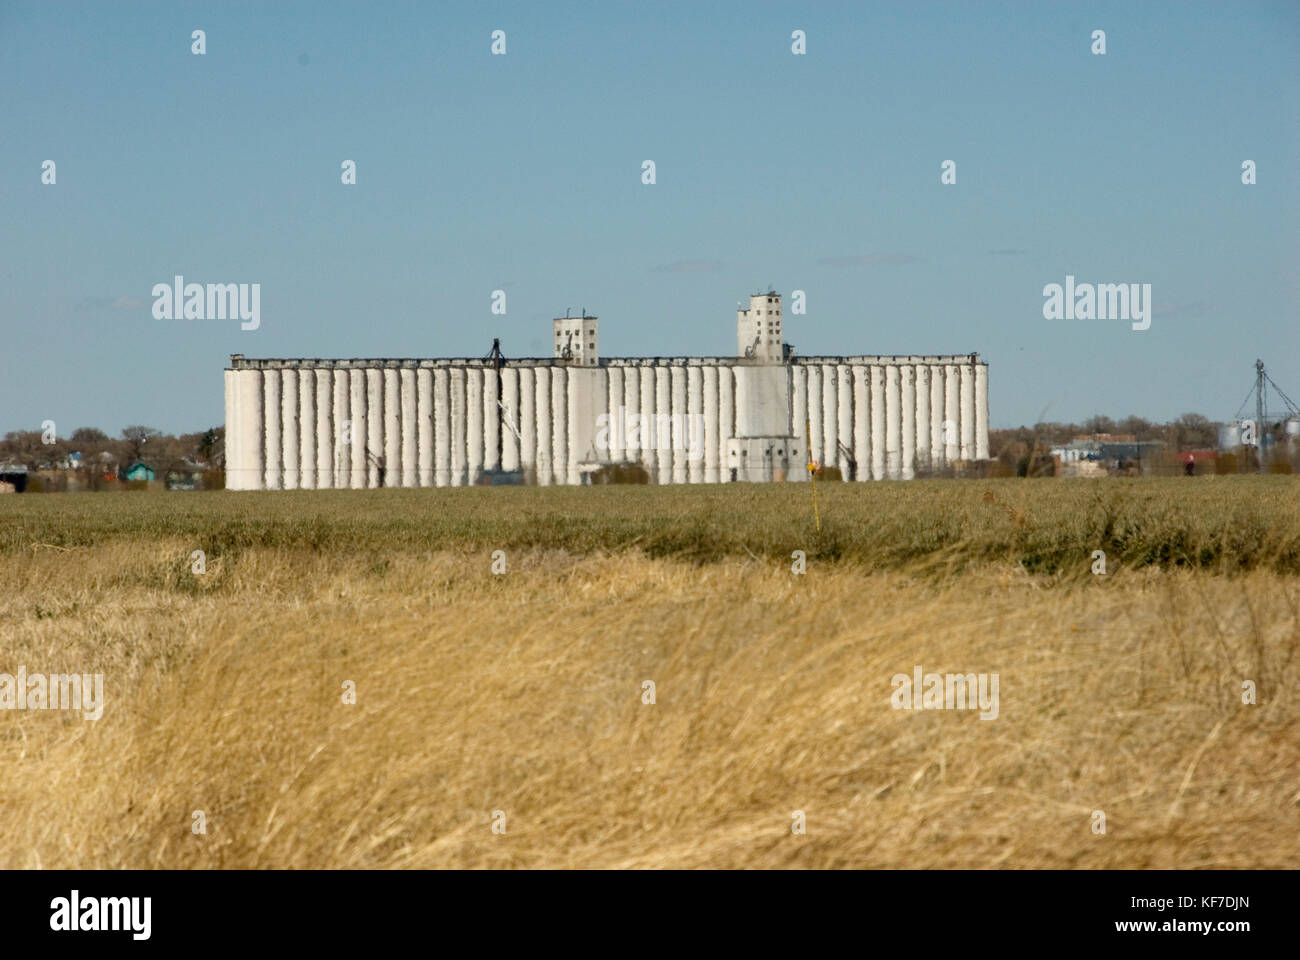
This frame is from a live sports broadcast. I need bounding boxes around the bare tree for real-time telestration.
[121,425,162,462]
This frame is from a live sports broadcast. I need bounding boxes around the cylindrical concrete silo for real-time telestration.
[807,364,822,467]
[717,365,733,480]
[330,369,348,488]
[263,368,282,489]
[914,364,931,473]
[466,367,484,485]
[382,367,400,486]
[852,365,869,481]
[434,367,451,487]
[534,366,551,486]
[671,365,688,484]
[400,368,418,486]
[821,364,838,474]
[514,366,533,476]
[483,365,500,473]
[944,365,960,463]
[449,367,467,486]
[975,362,989,460]
[298,369,315,489]
[900,364,915,480]
[416,367,433,486]
[501,367,520,472]
[929,364,945,467]
[885,365,901,480]
[960,363,975,461]
[703,365,719,483]
[281,367,299,490]
[237,368,264,490]
[566,367,583,485]
[623,365,641,466]
[621,361,637,463]
[837,364,853,479]
[363,368,382,487]
[607,367,624,463]
[869,365,886,481]
[313,368,330,489]
[550,366,567,486]
[686,366,703,482]
[791,364,807,461]
[637,367,655,478]
[347,369,365,488]
[224,370,239,489]
[654,366,671,484]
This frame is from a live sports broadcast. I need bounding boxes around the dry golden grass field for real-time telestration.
[1,478,1297,868]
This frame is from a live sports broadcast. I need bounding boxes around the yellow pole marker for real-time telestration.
[806,418,821,534]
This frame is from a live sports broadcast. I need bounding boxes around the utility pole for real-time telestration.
[1256,359,1266,473]
[490,338,505,470]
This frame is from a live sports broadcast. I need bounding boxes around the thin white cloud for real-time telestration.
[817,253,919,268]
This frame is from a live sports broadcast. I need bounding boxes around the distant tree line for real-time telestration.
[0,425,224,472]
[988,413,1219,461]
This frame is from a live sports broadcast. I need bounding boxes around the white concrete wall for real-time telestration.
[884,365,901,479]
[567,366,604,484]
[654,367,670,484]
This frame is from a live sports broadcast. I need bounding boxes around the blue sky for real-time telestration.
[2,0,1297,434]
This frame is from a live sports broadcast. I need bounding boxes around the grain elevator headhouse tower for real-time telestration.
[554,311,598,366]
[738,291,783,361]
[223,290,990,489]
